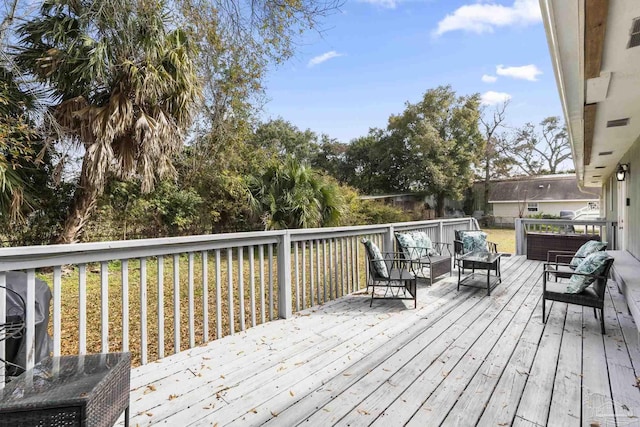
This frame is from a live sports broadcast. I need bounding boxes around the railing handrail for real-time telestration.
[0,216,479,377]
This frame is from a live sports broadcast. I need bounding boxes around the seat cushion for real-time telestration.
[410,231,434,256]
[545,281,601,307]
[570,240,607,267]
[364,240,389,278]
[459,231,488,253]
[396,233,419,260]
[566,252,612,294]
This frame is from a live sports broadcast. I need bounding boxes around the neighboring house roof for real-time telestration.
[488,175,600,203]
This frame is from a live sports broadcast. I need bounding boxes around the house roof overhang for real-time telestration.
[540,0,640,188]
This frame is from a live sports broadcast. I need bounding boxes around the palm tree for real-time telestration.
[248,158,342,230]
[15,0,201,243]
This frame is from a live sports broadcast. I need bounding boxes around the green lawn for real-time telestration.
[483,228,516,254]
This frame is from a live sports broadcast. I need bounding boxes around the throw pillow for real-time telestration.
[565,252,611,294]
[410,231,434,256]
[459,231,488,253]
[569,240,607,268]
[363,239,389,278]
[396,233,418,260]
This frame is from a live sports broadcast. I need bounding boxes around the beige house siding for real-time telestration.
[491,200,598,225]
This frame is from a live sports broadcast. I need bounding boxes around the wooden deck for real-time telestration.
[123,256,640,426]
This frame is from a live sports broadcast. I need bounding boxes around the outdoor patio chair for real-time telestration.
[362,239,417,308]
[542,252,614,334]
[394,231,452,286]
[546,240,607,280]
[454,229,498,272]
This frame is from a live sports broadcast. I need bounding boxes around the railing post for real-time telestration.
[438,220,444,243]
[515,219,526,256]
[278,231,292,319]
[385,225,395,253]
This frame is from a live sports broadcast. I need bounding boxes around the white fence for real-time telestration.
[0,217,477,384]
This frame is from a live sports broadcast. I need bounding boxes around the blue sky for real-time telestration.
[261,0,562,143]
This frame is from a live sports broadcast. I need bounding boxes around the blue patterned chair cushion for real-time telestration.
[396,233,418,260]
[566,252,611,294]
[363,239,389,278]
[459,231,488,253]
[410,231,434,256]
[569,240,607,268]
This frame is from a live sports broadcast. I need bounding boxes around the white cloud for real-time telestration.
[358,0,397,8]
[435,0,541,36]
[481,91,512,105]
[496,64,542,81]
[481,74,498,83]
[308,51,344,67]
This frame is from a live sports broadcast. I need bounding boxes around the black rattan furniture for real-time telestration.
[362,242,417,308]
[542,257,614,334]
[456,251,502,296]
[0,352,131,427]
[527,232,601,261]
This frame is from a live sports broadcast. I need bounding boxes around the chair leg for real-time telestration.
[542,299,546,323]
[600,308,605,335]
[593,307,597,319]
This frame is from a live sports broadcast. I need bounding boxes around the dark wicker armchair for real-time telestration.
[362,240,417,308]
[542,257,614,334]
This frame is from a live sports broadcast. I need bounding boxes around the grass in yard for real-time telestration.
[483,228,516,254]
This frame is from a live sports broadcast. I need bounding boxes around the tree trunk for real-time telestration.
[483,155,491,215]
[55,144,108,244]
[435,192,446,218]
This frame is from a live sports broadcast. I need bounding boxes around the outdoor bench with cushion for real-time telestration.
[542,251,614,334]
[362,239,417,308]
[394,231,452,286]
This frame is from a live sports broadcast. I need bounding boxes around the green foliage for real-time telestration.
[250,118,319,164]
[248,157,343,230]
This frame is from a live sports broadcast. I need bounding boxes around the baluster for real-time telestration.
[188,252,195,348]
[227,248,235,335]
[121,260,129,353]
[316,240,321,304]
[238,247,245,331]
[301,241,307,309]
[215,249,222,339]
[53,266,62,356]
[259,245,265,324]
[157,256,164,358]
[249,246,256,327]
[268,243,274,320]
[25,270,35,369]
[202,251,208,343]
[322,239,328,303]
[173,254,180,353]
[140,257,148,365]
[328,238,333,300]
[310,241,315,307]
[100,261,109,353]
[79,263,87,355]
[294,242,300,312]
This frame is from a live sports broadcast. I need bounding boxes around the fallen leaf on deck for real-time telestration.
[290,390,295,396]
[250,408,258,414]
[357,409,370,415]
[143,385,157,394]
[146,412,153,417]
[168,394,178,400]
[271,411,279,417]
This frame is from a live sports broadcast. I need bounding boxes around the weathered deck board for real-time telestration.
[122,255,640,426]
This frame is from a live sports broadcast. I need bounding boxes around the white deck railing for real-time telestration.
[0,217,477,384]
